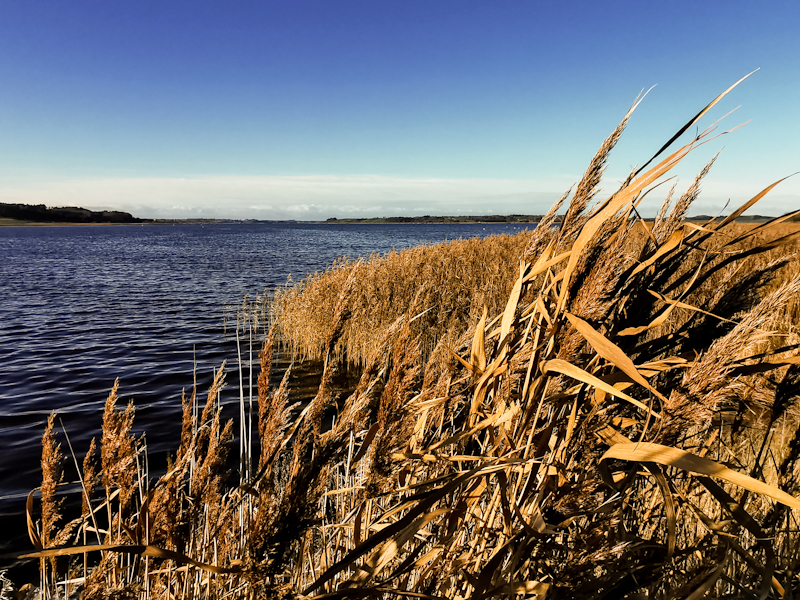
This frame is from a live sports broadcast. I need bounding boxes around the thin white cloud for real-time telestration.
[0,174,571,220]
[0,172,796,220]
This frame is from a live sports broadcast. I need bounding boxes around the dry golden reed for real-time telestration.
[39,414,63,550]
[271,229,539,366]
[20,74,800,599]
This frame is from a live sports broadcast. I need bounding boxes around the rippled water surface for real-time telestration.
[0,221,531,564]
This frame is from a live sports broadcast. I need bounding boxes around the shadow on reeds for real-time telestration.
[14,73,800,599]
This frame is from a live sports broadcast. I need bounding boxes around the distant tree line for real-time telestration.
[0,203,145,223]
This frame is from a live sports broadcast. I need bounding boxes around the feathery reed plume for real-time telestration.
[198,363,226,433]
[652,181,677,235]
[257,327,275,411]
[177,379,196,463]
[189,364,229,513]
[558,91,644,244]
[81,437,99,518]
[258,366,290,472]
[364,319,421,496]
[657,151,719,242]
[256,327,280,467]
[192,411,234,528]
[40,414,63,549]
[100,379,137,518]
[522,187,568,262]
[663,274,800,436]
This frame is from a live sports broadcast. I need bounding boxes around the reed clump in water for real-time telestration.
[19,75,800,599]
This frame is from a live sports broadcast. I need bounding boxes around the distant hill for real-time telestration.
[0,203,145,224]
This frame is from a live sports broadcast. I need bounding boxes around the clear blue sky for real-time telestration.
[0,1,798,219]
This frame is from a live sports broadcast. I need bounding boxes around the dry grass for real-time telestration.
[17,77,800,599]
[271,230,540,366]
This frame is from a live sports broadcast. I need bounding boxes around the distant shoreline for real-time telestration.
[0,218,140,227]
[0,203,145,226]
[0,214,784,227]
[318,214,783,225]
[320,214,547,225]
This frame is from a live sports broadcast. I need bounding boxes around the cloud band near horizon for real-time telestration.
[0,173,796,220]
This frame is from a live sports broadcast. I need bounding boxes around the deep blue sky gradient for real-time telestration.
[0,1,798,218]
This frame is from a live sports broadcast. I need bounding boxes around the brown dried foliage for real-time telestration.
[272,230,539,366]
[40,414,63,549]
[26,77,800,599]
[100,380,137,515]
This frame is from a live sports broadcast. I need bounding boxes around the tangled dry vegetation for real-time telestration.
[20,76,800,599]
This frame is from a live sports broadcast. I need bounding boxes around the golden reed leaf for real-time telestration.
[566,312,666,403]
[470,306,488,373]
[630,228,685,277]
[602,442,800,510]
[500,262,526,343]
[543,358,655,414]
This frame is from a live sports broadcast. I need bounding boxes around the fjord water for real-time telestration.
[0,220,530,563]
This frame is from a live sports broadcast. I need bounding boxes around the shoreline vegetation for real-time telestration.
[0,203,145,225]
[11,78,800,599]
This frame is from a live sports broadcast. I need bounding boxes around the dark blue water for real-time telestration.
[0,220,531,564]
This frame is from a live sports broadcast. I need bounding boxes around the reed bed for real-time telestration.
[271,230,540,366]
[16,76,800,599]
